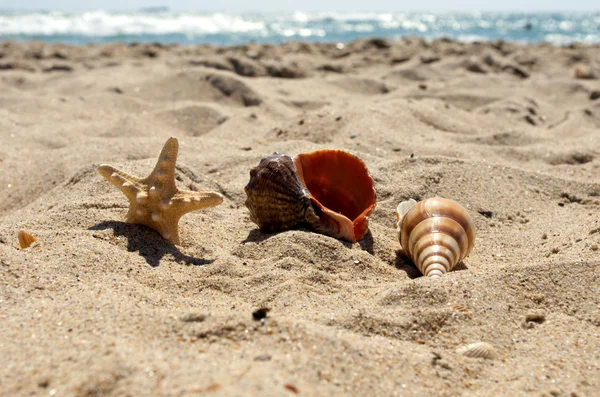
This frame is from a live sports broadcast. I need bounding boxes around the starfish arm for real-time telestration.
[97,164,143,201]
[156,217,182,245]
[170,190,224,215]
[147,137,178,194]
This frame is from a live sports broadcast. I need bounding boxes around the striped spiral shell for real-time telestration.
[396,197,475,278]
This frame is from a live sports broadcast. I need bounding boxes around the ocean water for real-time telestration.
[0,10,599,46]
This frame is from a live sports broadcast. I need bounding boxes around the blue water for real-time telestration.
[0,10,599,45]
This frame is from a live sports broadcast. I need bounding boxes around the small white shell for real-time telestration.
[18,230,36,249]
[456,342,497,359]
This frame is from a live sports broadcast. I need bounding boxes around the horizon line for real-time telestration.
[1,8,599,13]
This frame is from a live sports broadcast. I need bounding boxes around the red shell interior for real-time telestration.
[294,150,376,222]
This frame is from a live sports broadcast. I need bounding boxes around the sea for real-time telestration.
[0,10,599,46]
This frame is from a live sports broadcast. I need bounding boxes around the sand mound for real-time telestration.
[133,70,262,107]
[1,39,599,396]
[155,105,228,137]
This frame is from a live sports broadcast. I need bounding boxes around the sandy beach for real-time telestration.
[0,38,599,396]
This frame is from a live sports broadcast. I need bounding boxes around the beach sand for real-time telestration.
[0,38,599,396]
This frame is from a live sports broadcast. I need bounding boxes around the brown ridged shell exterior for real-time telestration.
[244,153,321,233]
[244,150,376,242]
[18,230,36,249]
[398,197,475,278]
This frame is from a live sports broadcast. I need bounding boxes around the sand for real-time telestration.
[0,38,599,396]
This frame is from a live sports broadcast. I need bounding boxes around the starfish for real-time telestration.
[97,137,223,245]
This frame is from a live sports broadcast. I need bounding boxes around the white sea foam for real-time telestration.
[0,11,597,45]
[0,11,266,36]
[545,33,600,45]
[456,34,491,43]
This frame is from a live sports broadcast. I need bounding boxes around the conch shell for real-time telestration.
[244,150,376,242]
[18,230,36,249]
[396,197,475,278]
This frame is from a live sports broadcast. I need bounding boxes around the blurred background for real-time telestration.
[0,0,598,45]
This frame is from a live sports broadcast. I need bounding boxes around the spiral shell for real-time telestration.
[18,230,36,249]
[244,150,376,242]
[456,342,497,359]
[396,197,475,278]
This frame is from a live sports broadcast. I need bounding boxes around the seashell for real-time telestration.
[451,304,472,314]
[244,150,376,242]
[396,197,475,278]
[18,230,36,249]
[456,342,497,359]
[574,65,597,80]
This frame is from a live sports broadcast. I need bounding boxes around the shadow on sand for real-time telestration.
[358,230,374,254]
[394,250,469,279]
[89,221,214,267]
[242,227,359,250]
